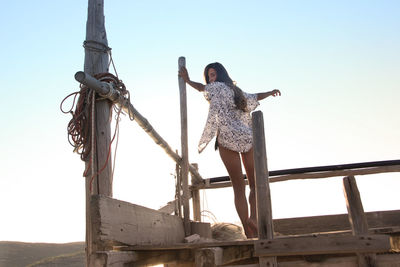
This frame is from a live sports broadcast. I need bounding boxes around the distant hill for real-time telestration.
[0,241,85,267]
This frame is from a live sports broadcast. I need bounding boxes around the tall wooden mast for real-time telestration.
[83,0,112,265]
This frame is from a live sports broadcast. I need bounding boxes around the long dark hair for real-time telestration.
[204,62,247,111]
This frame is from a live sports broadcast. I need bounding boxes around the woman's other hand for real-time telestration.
[270,89,281,97]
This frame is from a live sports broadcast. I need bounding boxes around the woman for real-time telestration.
[179,62,281,238]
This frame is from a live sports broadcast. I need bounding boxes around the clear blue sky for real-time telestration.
[0,0,399,243]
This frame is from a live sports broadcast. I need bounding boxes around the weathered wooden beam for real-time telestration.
[252,111,274,239]
[273,210,400,236]
[193,165,400,190]
[343,176,376,266]
[193,246,258,266]
[83,0,111,266]
[191,163,201,222]
[269,165,400,183]
[178,56,191,236]
[131,249,193,266]
[195,247,223,266]
[343,176,369,235]
[92,251,138,267]
[255,235,391,257]
[277,254,400,267]
[252,111,277,267]
[90,195,185,247]
[221,245,254,265]
[193,245,259,266]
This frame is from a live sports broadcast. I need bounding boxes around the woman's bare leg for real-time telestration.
[241,147,258,237]
[218,145,254,238]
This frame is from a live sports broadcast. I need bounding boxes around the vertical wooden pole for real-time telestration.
[84,0,112,266]
[191,163,201,222]
[178,56,191,236]
[251,111,277,267]
[343,175,376,267]
[176,162,182,218]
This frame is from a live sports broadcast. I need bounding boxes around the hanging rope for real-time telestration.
[60,41,136,192]
[60,73,126,159]
[61,71,131,192]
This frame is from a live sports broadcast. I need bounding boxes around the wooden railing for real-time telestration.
[191,159,400,190]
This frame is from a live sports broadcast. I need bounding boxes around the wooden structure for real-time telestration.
[74,1,400,266]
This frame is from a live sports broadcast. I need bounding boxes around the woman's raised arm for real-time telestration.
[257,89,281,100]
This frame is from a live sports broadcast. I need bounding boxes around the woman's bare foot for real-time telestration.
[244,218,258,238]
[246,218,258,238]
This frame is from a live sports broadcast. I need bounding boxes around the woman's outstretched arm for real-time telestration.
[257,89,281,100]
[179,67,205,92]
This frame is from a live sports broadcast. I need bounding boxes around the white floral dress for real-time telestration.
[198,82,259,153]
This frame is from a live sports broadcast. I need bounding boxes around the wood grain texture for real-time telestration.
[178,56,191,236]
[191,163,201,222]
[343,176,377,266]
[252,111,277,266]
[91,195,185,247]
[255,235,391,257]
[194,165,400,190]
[252,111,274,239]
[273,210,400,235]
[83,0,111,266]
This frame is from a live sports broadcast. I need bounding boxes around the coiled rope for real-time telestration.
[60,71,132,191]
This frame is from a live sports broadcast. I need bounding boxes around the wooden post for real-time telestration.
[195,247,223,267]
[83,0,112,266]
[178,56,191,236]
[176,161,182,218]
[251,111,277,267]
[191,163,201,222]
[343,175,377,267]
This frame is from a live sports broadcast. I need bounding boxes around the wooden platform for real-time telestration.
[110,217,400,267]
[109,233,400,267]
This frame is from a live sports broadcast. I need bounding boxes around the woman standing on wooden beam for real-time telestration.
[179,62,281,238]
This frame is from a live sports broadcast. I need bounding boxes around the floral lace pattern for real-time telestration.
[198,82,259,153]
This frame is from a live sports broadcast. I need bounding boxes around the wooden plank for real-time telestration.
[178,56,191,236]
[252,111,274,239]
[222,245,254,265]
[191,163,201,222]
[274,210,400,236]
[252,111,277,267]
[132,249,193,266]
[343,176,369,235]
[93,251,138,267]
[177,162,182,217]
[185,245,255,266]
[119,240,255,251]
[195,247,223,266]
[255,235,391,257]
[191,222,212,239]
[277,254,400,267]
[91,195,185,247]
[343,176,377,266]
[270,165,400,183]
[204,160,400,184]
[194,165,400,190]
[193,246,254,266]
